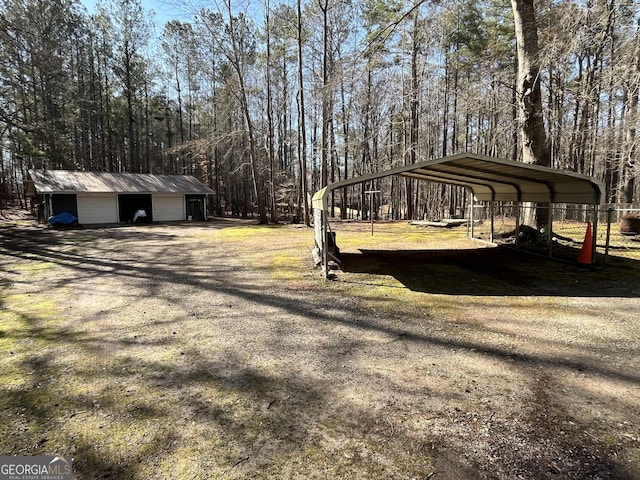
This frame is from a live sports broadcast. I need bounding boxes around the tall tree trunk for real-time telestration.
[340,74,350,220]
[224,5,268,224]
[124,41,137,172]
[511,0,550,167]
[442,54,449,158]
[266,2,277,223]
[405,11,420,220]
[621,19,640,204]
[511,0,551,227]
[297,0,310,226]
[319,0,330,188]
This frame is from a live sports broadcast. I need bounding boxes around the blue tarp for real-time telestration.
[48,212,78,226]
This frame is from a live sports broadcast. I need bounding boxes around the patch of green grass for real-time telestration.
[263,251,307,280]
[601,435,621,446]
[0,221,33,228]
[2,294,60,322]
[0,252,69,275]
[216,224,290,242]
[0,294,67,399]
[16,261,58,273]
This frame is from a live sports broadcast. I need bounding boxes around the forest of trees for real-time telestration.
[1,0,639,223]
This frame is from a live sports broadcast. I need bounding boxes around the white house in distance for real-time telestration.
[27,170,214,224]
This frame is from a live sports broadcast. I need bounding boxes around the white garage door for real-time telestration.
[153,195,185,221]
[77,195,118,224]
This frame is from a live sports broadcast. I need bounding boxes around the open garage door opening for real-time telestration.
[186,195,207,221]
[119,194,153,223]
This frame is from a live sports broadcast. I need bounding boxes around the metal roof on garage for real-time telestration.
[312,152,604,207]
[27,170,215,195]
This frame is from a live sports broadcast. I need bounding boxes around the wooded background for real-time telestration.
[1,0,638,223]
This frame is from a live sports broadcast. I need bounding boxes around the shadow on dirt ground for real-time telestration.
[1,218,639,479]
[339,246,640,297]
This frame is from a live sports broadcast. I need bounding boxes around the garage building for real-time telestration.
[27,170,214,224]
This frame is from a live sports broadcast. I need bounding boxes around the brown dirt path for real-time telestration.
[1,217,638,479]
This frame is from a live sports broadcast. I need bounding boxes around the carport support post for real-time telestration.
[46,194,52,220]
[490,200,494,243]
[469,192,475,239]
[591,203,599,264]
[604,208,612,265]
[515,201,521,250]
[548,204,554,258]
[323,201,330,278]
[365,190,381,236]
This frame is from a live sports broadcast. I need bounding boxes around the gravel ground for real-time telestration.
[0,215,639,479]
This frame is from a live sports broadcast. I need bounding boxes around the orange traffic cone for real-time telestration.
[577,222,593,264]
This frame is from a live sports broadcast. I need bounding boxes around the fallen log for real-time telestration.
[495,225,577,246]
[409,219,479,228]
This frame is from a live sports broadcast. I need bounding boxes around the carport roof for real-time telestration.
[312,153,604,206]
[27,170,215,195]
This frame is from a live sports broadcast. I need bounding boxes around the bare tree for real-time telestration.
[220,4,268,223]
[297,0,310,225]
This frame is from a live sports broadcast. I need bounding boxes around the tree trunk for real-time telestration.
[297,0,310,226]
[511,0,550,167]
[405,11,420,220]
[224,5,267,223]
[621,20,640,204]
[266,3,277,223]
[511,0,551,227]
[319,0,330,188]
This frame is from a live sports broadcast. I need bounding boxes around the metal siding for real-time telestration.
[77,195,118,224]
[153,195,185,221]
[315,153,603,206]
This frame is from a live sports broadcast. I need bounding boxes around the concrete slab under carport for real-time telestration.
[312,152,605,277]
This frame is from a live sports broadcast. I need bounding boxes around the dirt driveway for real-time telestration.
[1,217,639,479]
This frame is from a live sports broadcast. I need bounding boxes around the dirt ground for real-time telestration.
[1,211,639,479]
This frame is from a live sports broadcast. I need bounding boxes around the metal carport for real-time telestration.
[312,153,605,277]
